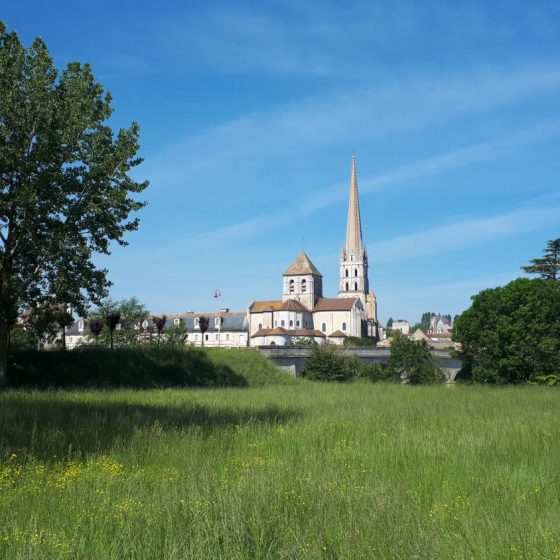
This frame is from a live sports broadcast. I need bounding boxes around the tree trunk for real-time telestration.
[110,329,114,350]
[0,318,8,388]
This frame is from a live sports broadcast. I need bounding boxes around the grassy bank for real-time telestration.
[7,347,297,388]
[1,383,559,559]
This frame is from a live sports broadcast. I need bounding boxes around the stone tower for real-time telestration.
[283,252,323,310]
[338,153,378,337]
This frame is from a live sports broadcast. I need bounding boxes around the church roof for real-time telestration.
[283,252,322,276]
[281,299,309,312]
[313,297,358,311]
[328,330,347,338]
[251,327,325,338]
[249,300,283,313]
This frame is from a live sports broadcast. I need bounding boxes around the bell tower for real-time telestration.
[338,153,378,337]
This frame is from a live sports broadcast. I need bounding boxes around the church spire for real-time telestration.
[345,151,364,258]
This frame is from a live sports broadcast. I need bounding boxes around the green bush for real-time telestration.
[529,374,560,386]
[357,361,392,382]
[343,336,376,347]
[304,345,360,382]
[388,333,445,384]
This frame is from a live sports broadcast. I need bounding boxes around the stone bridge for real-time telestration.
[256,346,463,382]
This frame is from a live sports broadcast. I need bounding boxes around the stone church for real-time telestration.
[249,154,379,346]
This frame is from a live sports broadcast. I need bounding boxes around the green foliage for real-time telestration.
[454,278,560,383]
[386,317,393,328]
[0,22,148,385]
[388,332,445,384]
[8,325,37,350]
[357,361,392,382]
[162,322,188,347]
[304,344,361,382]
[343,336,376,347]
[522,237,560,281]
[87,297,149,348]
[530,374,560,386]
[8,347,296,389]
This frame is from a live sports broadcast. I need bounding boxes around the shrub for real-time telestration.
[343,336,376,347]
[357,362,392,382]
[304,345,360,382]
[388,333,445,384]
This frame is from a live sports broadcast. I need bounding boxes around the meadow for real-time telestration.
[1,381,559,559]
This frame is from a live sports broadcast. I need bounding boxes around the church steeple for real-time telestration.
[339,152,369,298]
[345,151,364,260]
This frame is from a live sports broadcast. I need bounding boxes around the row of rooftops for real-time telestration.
[251,327,347,338]
[249,297,359,314]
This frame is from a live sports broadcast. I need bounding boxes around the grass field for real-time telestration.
[1,382,559,559]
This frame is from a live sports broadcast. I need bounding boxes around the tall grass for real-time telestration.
[1,383,559,559]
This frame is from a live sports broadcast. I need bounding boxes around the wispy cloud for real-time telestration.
[197,120,560,242]
[369,198,560,263]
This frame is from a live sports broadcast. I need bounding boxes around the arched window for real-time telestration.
[342,322,347,331]
[258,323,262,330]
[321,323,326,332]
[280,320,285,327]
[296,320,300,327]
[345,269,349,278]
[302,279,306,293]
[289,279,294,293]
[345,282,349,291]
[354,282,358,290]
[354,269,358,277]
[289,320,294,327]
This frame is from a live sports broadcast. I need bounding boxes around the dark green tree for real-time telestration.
[453,278,560,383]
[388,332,444,384]
[88,318,104,344]
[522,238,560,281]
[386,317,393,328]
[0,23,147,386]
[105,312,121,350]
[152,315,166,346]
[198,316,209,347]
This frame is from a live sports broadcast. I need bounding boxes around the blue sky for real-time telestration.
[5,1,560,324]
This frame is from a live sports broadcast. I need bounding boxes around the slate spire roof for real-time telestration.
[283,252,322,276]
[344,152,365,258]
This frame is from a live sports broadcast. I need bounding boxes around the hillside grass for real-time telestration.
[1,383,559,559]
[7,347,298,388]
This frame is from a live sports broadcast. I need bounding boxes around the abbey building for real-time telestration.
[248,154,379,346]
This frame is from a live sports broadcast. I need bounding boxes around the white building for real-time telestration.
[249,154,379,346]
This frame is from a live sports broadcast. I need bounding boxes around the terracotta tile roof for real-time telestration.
[251,328,325,338]
[313,297,357,311]
[427,332,453,339]
[280,299,309,312]
[249,300,283,313]
[283,252,322,276]
[328,330,347,338]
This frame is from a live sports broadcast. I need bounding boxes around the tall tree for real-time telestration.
[522,238,560,281]
[453,279,560,383]
[0,23,148,385]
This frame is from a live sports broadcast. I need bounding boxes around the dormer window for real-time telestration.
[78,320,84,332]
[194,318,200,329]
[174,317,181,326]
[214,317,221,328]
